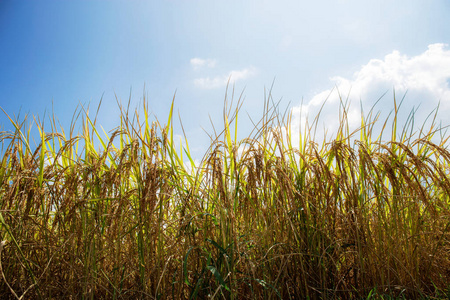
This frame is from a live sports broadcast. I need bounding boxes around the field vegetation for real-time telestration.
[0,90,449,299]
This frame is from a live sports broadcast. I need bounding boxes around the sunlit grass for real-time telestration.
[0,90,449,299]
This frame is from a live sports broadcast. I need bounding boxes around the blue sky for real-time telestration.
[1,1,450,156]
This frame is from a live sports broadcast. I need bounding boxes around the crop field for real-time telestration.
[0,93,449,299]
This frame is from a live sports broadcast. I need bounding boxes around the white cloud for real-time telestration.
[290,43,450,145]
[194,67,257,89]
[190,58,217,69]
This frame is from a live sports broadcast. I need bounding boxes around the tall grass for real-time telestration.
[0,91,449,299]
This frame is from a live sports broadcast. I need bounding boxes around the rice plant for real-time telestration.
[0,90,449,299]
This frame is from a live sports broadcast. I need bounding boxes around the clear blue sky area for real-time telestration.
[1,1,449,156]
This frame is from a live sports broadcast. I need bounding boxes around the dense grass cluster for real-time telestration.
[0,93,449,299]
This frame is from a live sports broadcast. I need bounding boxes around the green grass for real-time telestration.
[0,91,449,299]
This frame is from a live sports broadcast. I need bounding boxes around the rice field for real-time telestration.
[0,92,449,299]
